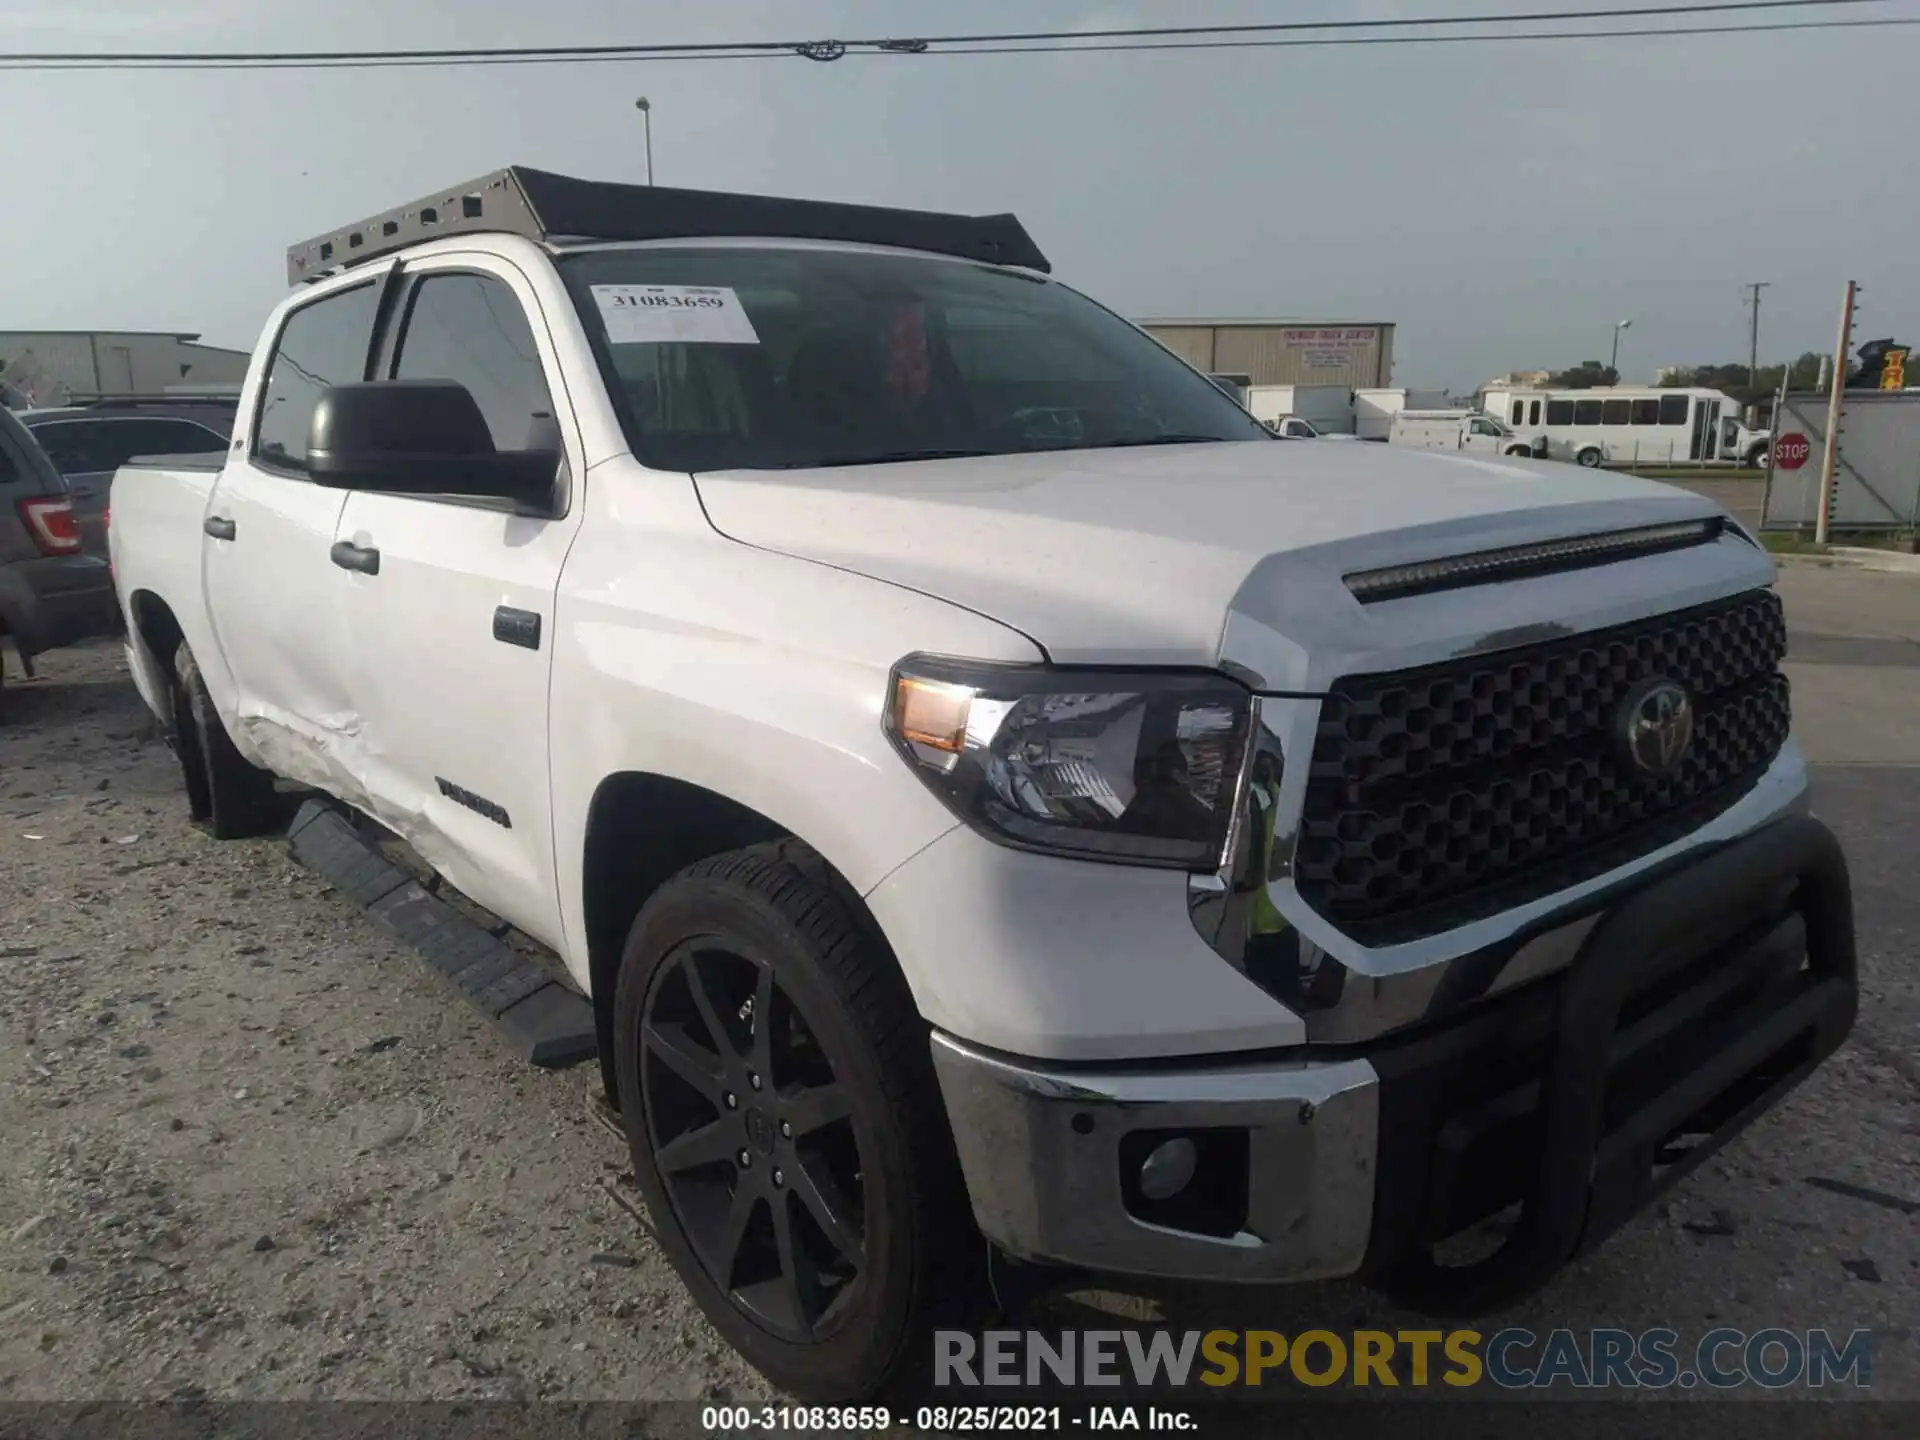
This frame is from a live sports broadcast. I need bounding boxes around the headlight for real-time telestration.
[883,656,1252,869]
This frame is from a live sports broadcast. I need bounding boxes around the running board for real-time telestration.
[286,799,598,1069]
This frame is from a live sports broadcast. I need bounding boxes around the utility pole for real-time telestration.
[1745,282,1771,390]
[1815,279,1856,547]
[635,97,654,184]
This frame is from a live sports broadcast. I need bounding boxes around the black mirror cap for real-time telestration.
[308,380,494,472]
[306,381,558,512]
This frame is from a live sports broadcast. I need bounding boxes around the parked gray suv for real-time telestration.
[0,407,119,711]
[19,400,234,558]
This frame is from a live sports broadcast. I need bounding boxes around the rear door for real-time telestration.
[329,258,583,944]
[202,277,381,796]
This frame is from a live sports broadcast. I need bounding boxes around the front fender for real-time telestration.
[547,464,1043,996]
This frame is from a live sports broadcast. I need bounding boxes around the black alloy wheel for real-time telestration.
[639,938,869,1343]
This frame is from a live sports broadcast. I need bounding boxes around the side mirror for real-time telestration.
[306,381,557,512]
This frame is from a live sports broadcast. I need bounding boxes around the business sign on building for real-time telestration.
[1280,327,1379,370]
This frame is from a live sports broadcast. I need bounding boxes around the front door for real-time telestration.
[330,260,584,945]
[202,278,381,798]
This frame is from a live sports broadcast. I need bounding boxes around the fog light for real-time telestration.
[1138,1137,1199,1201]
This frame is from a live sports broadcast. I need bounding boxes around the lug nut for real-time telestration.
[779,1120,792,1139]
[749,1073,762,1091]
[772,1169,784,1188]
[737,1150,752,1169]
[724,1092,737,1109]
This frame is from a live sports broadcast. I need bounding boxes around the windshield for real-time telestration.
[559,246,1269,471]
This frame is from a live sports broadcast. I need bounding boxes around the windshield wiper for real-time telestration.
[1083,434,1234,450]
[771,448,994,469]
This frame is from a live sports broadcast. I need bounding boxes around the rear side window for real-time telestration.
[0,412,58,493]
[36,418,226,474]
[388,272,559,457]
[1601,399,1631,426]
[1529,400,1541,425]
[1546,399,1574,425]
[254,282,379,470]
[1510,401,1523,425]
[1659,393,1691,426]
[129,418,227,455]
[30,421,117,474]
[1573,399,1603,426]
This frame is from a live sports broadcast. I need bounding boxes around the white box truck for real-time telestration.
[1247,384,1355,433]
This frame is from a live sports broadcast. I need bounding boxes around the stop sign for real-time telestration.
[1774,433,1811,470]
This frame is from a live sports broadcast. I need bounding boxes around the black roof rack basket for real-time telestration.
[287,166,1050,286]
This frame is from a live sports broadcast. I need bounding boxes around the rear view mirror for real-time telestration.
[306,381,557,512]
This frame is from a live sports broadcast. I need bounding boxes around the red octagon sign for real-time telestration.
[1774,433,1812,470]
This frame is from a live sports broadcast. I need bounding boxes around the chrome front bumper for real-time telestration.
[929,1031,1379,1284]
[931,815,1854,1306]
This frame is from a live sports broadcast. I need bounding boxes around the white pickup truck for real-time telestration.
[109,167,1856,1401]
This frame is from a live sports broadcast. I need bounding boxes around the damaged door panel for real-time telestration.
[328,259,584,948]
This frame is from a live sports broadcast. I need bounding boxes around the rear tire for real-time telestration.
[613,840,982,1401]
[1575,447,1604,469]
[172,641,279,839]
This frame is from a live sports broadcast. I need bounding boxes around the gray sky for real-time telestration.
[3,0,1917,390]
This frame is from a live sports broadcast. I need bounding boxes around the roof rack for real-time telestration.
[287,165,1050,286]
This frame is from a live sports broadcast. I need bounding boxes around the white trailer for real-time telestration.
[1247,384,1354,433]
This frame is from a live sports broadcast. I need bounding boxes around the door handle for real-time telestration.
[203,514,236,541]
[492,606,542,651]
[330,540,381,575]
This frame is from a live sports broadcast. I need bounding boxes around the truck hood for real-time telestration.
[693,441,1773,691]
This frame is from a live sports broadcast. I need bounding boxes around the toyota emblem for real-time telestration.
[1618,678,1694,778]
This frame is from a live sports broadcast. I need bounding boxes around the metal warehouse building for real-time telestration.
[1138,319,1396,388]
[0,330,250,408]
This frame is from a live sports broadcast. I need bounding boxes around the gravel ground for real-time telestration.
[1,637,1914,1408]
[0,640,771,1404]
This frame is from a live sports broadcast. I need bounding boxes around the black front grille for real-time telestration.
[1295,589,1790,944]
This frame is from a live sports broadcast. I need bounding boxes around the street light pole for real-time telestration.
[635,97,654,185]
[1610,318,1633,380]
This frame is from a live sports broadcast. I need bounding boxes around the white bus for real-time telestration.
[1481,386,1769,469]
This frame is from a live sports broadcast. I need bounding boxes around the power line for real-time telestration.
[9,14,1915,70]
[0,0,1896,69]
[869,15,1920,61]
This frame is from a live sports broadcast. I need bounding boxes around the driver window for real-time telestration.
[390,273,562,459]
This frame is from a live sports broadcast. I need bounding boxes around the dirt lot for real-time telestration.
[1,607,1916,1406]
[0,641,769,1403]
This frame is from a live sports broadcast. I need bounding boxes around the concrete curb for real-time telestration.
[1774,547,1920,576]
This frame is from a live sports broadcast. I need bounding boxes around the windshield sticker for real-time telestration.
[590,284,761,345]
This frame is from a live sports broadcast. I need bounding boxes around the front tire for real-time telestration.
[613,841,978,1401]
[1575,446,1604,468]
[172,641,279,838]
